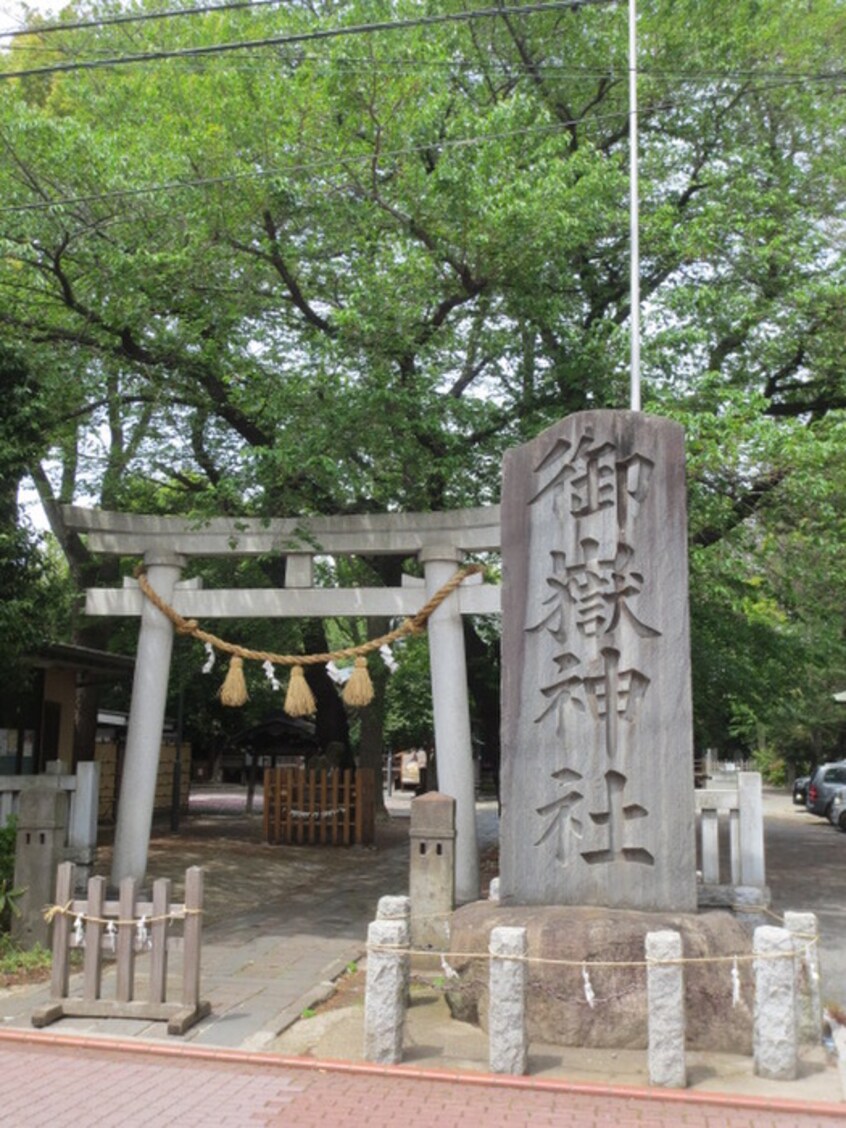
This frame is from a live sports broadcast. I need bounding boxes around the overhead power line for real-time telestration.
[0,0,289,40]
[0,0,617,81]
[0,116,597,214]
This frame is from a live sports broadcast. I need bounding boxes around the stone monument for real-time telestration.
[500,410,696,912]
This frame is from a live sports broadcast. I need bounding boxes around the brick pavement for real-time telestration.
[2,1031,844,1128]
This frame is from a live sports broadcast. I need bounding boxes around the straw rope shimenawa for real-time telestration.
[134,562,486,716]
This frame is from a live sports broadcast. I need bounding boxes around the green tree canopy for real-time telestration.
[1,0,844,765]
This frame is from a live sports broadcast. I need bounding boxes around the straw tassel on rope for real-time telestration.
[219,656,249,706]
[285,665,317,717]
[135,561,484,716]
[342,656,374,708]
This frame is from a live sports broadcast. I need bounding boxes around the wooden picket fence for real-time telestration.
[32,861,210,1035]
[263,767,375,846]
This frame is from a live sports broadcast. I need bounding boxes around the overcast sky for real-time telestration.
[1,0,59,37]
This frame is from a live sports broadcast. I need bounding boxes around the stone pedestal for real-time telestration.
[446,903,754,1053]
[500,411,696,912]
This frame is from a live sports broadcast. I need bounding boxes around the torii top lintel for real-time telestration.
[62,504,502,558]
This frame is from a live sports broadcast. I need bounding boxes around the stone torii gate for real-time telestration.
[65,505,501,903]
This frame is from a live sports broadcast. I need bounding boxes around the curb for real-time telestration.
[0,1025,843,1118]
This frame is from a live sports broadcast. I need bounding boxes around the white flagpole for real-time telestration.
[628,0,641,411]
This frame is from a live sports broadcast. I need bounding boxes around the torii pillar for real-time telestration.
[112,552,185,884]
[421,546,480,903]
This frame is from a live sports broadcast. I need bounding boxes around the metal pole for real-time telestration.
[629,0,641,412]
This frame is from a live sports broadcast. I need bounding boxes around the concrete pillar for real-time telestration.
[784,911,822,1044]
[364,917,409,1065]
[738,771,765,887]
[112,553,185,885]
[68,761,99,856]
[409,792,454,950]
[489,925,528,1075]
[420,546,479,904]
[646,930,686,1088]
[12,787,68,949]
[753,925,798,1080]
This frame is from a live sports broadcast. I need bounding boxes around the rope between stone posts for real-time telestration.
[367,942,816,968]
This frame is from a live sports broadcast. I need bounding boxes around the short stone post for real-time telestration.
[12,787,69,948]
[646,930,686,1088]
[489,926,528,1075]
[753,925,798,1079]
[364,917,409,1065]
[409,792,455,950]
[784,911,822,1044]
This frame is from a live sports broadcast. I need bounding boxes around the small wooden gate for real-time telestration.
[263,767,375,846]
[32,861,210,1035]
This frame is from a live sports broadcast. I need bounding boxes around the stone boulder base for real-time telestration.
[446,903,753,1053]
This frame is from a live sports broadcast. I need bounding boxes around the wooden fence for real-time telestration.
[32,861,210,1035]
[263,767,375,846]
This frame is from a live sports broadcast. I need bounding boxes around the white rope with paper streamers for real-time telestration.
[73,914,85,948]
[326,661,348,686]
[202,642,216,674]
[135,915,150,950]
[731,957,741,1007]
[582,963,596,1009]
[440,954,460,981]
[805,943,819,988]
[262,659,282,692]
[105,921,116,952]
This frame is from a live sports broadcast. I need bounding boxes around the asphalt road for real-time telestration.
[764,790,846,1010]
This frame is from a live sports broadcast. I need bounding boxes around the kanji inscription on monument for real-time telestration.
[500,411,697,911]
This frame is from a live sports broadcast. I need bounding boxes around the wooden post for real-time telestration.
[115,877,137,1003]
[263,767,271,842]
[342,770,352,845]
[149,877,171,1004]
[283,769,293,843]
[320,770,329,845]
[182,867,203,1010]
[355,770,365,845]
[83,876,106,1001]
[331,771,340,845]
[50,862,74,1000]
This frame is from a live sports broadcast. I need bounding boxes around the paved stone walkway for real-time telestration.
[2,1032,844,1128]
[1,786,844,1123]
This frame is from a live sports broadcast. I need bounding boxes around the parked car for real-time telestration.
[806,761,846,817]
[793,775,810,805]
[826,787,846,831]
